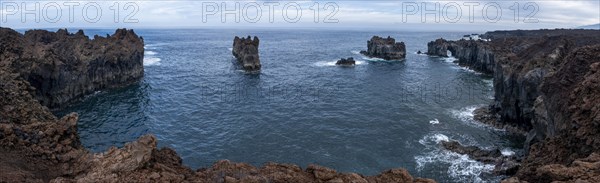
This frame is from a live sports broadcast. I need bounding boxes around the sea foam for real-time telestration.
[415,133,496,183]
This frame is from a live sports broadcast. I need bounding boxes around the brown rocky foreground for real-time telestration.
[427,29,600,182]
[0,27,434,182]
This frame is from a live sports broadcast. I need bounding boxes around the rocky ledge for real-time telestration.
[427,29,600,182]
[0,28,434,182]
[360,36,406,60]
[0,27,144,109]
[336,57,356,66]
[232,36,261,70]
[441,141,520,176]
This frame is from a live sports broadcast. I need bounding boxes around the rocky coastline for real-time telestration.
[360,36,406,60]
[0,28,144,109]
[427,29,600,182]
[0,28,434,182]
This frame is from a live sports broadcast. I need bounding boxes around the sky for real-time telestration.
[1,0,599,31]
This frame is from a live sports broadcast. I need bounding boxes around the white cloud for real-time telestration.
[1,0,598,31]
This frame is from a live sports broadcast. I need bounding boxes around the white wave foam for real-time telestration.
[429,118,440,125]
[145,51,157,56]
[418,133,449,146]
[228,47,233,51]
[501,149,515,156]
[350,50,404,62]
[450,106,478,122]
[416,133,495,183]
[144,57,161,66]
[444,56,458,63]
[450,105,506,131]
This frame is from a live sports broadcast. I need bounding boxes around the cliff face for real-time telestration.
[0,28,434,182]
[360,36,406,60]
[232,36,261,70]
[427,29,600,182]
[0,27,144,109]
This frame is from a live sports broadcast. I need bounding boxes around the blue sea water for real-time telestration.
[56,29,523,182]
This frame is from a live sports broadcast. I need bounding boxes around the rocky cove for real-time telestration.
[427,29,600,182]
[1,27,599,183]
[0,28,435,182]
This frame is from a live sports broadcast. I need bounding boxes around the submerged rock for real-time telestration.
[336,57,356,66]
[232,36,261,70]
[441,141,520,176]
[441,141,502,163]
[360,36,406,60]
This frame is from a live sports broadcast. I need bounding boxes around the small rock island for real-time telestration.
[232,36,261,70]
[360,36,406,60]
[336,57,356,66]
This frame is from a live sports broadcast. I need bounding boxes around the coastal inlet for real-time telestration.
[57,29,521,182]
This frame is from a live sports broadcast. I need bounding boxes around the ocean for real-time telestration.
[55,29,523,182]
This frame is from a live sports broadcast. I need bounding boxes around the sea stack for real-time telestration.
[360,36,406,60]
[336,57,356,66]
[232,36,261,70]
[0,27,144,109]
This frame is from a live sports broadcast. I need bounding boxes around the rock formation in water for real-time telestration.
[360,36,406,60]
[0,27,144,109]
[441,141,520,176]
[0,27,434,182]
[336,57,356,66]
[232,36,261,70]
[427,29,600,182]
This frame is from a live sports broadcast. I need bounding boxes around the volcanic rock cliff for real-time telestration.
[232,36,261,71]
[360,36,406,60]
[0,28,144,109]
[0,28,434,182]
[427,29,600,182]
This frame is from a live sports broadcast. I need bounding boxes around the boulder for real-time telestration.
[360,36,406,60]
[336,57,356,66]
[232,36,261,70]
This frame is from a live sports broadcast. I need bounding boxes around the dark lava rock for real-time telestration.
[441,141,502,163]
[232,36,261,70]
[336,57,356,66]
[441,141,520,176]
[0,27,144,109]
[360,36,406,60]
[428,29,600,182]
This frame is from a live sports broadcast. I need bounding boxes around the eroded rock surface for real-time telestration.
[427,29,600,182]
[0,27,144,109]
[336,57,356,66]
[232,36,261,70]
[360,36,406,60]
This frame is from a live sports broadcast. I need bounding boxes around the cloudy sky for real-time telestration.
[1,0,598,31]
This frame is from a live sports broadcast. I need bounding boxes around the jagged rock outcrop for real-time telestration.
[427,29,600,182]
[336,57,356,66]
[1,28,433,182]
[360,36,406,60]
[232,36,261,70]
[441,141,520,176]
[0,27,144,109]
